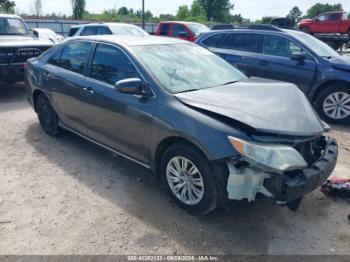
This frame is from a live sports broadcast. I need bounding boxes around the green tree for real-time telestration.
[306,3,342,18]
[288,6,302,21]
[188,0,207,21]
[256,16,274,24]
[159,14,175,21]
[117,7,129,16]
[200,0,234,22]
[229,13,243,24]
[71,0,86,19]
[176,5,189,20]
[0,0,15,14]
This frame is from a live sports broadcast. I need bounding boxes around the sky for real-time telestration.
[13,0,350,20]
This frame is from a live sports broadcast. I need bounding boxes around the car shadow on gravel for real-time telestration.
[24,121,335,255]
[0,82,29,112]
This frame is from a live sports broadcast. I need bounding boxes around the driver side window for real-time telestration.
[90,43,140,85]
[172,24,187,37]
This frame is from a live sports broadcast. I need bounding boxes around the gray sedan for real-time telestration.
[26,35,338,214]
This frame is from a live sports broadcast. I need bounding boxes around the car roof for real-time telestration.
[199,27,301,37]
[160,21,204,25]
[71,23,137,28]
[72,35,189,47]
[0,14,23,19]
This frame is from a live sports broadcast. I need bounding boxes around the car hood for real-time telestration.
[0,35,53,47]
[175,78,326,136]
[329,55,350,72]
[298,19,313,24]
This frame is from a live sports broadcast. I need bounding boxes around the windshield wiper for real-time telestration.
[176,89,199,94]
[222,81,238,86]
[321,56,333,59]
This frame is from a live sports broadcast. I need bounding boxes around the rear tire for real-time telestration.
[315,85,350,125]
[160,143,228,215]
[35,93,62,136]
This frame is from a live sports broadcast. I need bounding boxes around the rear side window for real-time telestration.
[68,27,79,37]
[202,33,228,48]
[172,24,187,37]
[159,23,170,36]
[262,35,303,58]
[96,26,112,35]
[222,33,260,53]
[90,43,140,85]
[329,13,340,21]
[81,26,97,36]
[58,41,92,74]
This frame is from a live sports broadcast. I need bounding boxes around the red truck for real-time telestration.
[155,21,210,42]
[298,11,350,37]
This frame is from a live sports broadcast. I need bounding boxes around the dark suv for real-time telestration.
[26,35,337,214]
[196,27,350,125]
[0,14,53,84]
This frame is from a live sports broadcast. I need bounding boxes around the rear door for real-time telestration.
[202,32,263,76]
[255,34,316,93]
[43,41,93,134]
[82,43,154,164]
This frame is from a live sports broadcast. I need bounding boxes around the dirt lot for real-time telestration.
[0,83,349,255]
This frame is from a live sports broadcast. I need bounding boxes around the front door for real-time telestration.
[82,43,154,164]
[254,35,316,94]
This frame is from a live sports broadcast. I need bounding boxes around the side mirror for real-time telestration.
[115,78,143,95]
[291,52,306,61]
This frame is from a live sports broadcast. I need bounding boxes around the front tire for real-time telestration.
[36,93,62,136]
[315,85,350,125]
[160,143,227,215]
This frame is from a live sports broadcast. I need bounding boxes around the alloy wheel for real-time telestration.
[166,156,204,205]
[323,92,350,120]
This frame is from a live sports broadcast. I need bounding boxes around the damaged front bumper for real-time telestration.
[226,136,338,211]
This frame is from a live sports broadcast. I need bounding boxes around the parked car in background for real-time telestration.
[26,35,337,214]
[298,11,350,37]
[271,17,296,29]
[196,27,350,124]
[212,24,235,30]
[31,28,64,44]
[155,21,210,42]
[68,23,148,37]
[0,14,53,84]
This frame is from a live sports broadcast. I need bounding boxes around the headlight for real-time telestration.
[228,136,307,173]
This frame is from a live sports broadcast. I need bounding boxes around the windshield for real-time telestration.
[109,25,148,37]
[133,44,245,94]
[292,32,339,58]
[0,17,29,35]
[187,23,210,36]
[343,12,350,20]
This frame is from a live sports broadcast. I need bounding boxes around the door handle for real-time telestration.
[83,87,95,95]
[43,71,51,79]
[259,60,269,66]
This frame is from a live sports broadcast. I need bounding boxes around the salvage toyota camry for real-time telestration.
[26,35,338,214]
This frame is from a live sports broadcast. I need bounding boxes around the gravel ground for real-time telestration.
[0,83,349,255]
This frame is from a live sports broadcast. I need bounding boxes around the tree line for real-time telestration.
[0,0,346,25]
